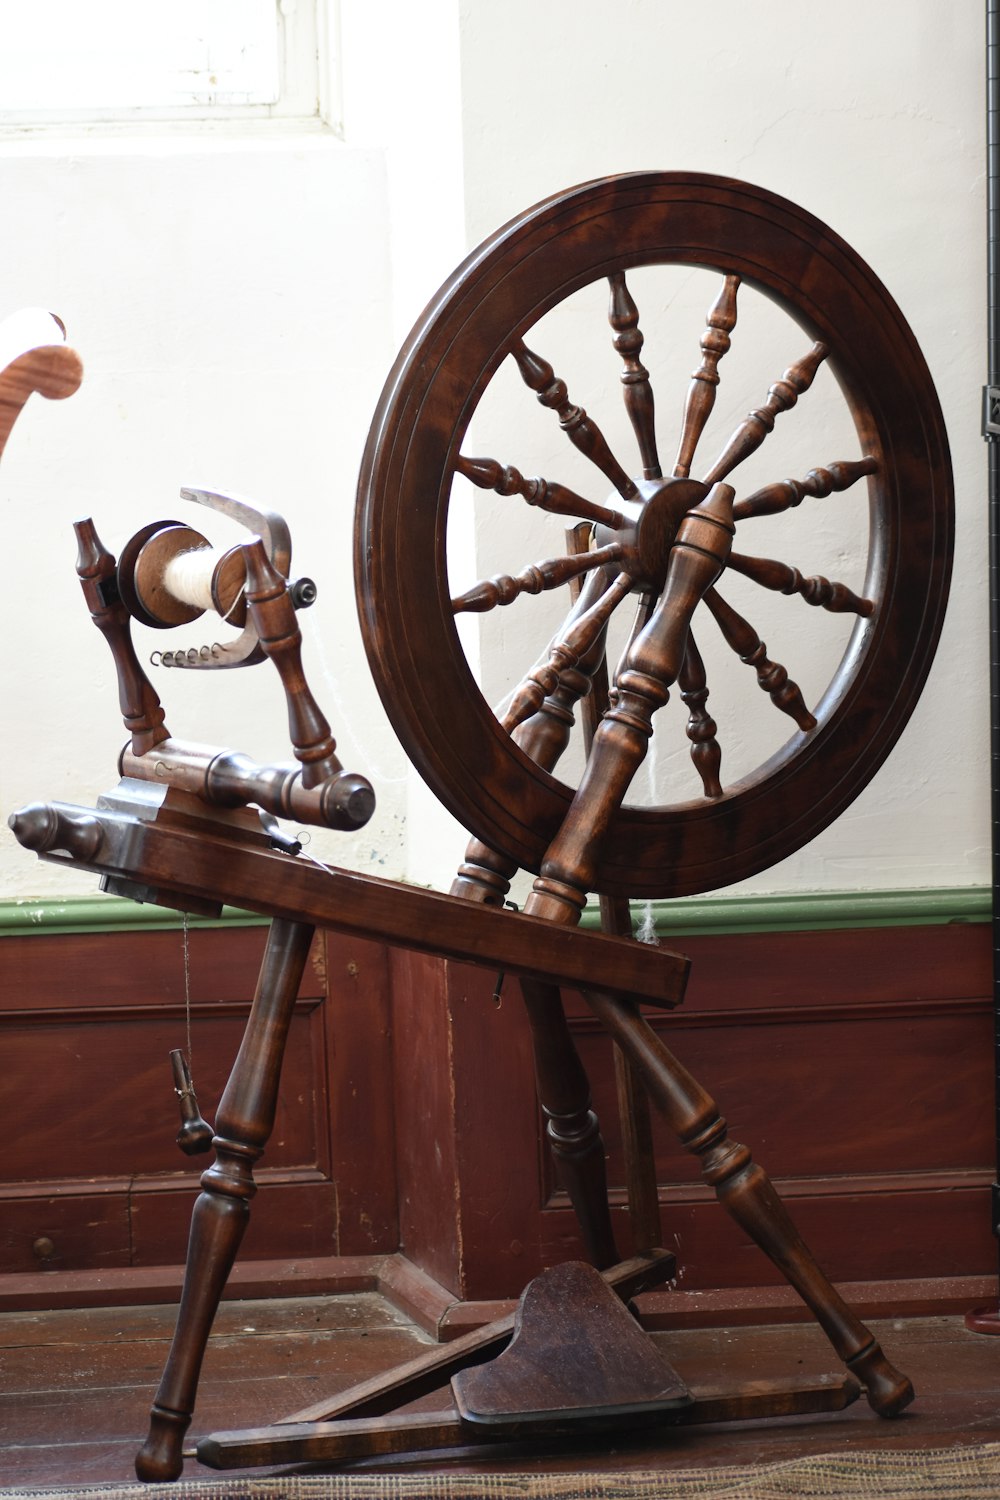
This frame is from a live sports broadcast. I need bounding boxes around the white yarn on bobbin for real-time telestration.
[162,547,219,611]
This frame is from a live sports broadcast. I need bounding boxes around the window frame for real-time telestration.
[0,0,338,135]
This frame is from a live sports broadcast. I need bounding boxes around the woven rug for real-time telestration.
[3,1445,1000,1500]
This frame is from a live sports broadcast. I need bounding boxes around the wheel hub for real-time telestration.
[595,475,710,593]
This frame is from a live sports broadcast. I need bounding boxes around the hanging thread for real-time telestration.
[182,911,193,1067]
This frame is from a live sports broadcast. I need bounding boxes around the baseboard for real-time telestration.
[2,1251,994,1336]
[436,1273,1000,1336]
[0,1253,385,1313]
[635,1274,1000,1329]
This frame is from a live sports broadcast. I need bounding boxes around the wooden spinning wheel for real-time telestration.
[6,176,956,1480]
[357,172,953,899]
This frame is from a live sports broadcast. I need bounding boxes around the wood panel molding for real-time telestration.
[1,905,993,1322]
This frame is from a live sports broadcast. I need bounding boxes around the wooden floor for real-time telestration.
[4,1294,1000,1489]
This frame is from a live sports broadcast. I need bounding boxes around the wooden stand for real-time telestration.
[11,783,913,1480]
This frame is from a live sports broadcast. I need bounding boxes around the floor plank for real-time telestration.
[3,1294,1000,1489]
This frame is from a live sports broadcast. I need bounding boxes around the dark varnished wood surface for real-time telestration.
[0,925,399,1282]
[17,799,690,1007]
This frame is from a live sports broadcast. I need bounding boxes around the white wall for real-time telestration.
[0,131,410,897]
[450,0,988,901]
[0,0,987,905]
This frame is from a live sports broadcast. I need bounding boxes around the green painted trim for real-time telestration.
[580,886,993,937]
[0,895,265,936]
[0,884,991,939]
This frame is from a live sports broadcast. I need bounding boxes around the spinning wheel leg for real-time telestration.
[583,989,913,1418]
[135,918,316,1482]
[519,977,619,1268]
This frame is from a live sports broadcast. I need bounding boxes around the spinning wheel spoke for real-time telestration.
[727,552,874,617]
[703,342,828,487]
[452,542,623,614]
[678,634,722,799]
[511,339,639,500]
[455,454,626,530]
[733,457,877,521]
[502,571,634,733]
[703,587,816,731]
[608,272,661,480]
[673,274,740,479]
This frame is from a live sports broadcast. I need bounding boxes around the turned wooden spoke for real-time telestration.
[704,587,816,731]
[673,274,740,479]
[455,454,626,529]
[511,339,639,501]
[678,633,722,798]
[608,272,661,480]
[733,457,878,521]
[451,552,615,906]
[703,342,828,487]
[502,571,634,732]
[728,551,874,617]
[452,542,622,614]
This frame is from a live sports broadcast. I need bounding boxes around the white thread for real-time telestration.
[163,548,219,611]
[181,912,194,1069]
[299,607,408,787]
[635,686,661,946]
[635,904,659,945]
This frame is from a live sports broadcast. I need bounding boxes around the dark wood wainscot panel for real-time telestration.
[0,925,398,1279]
[3,916,993,1316]
[390,924,995,1304]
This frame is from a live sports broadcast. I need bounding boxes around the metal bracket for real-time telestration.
[983,385,1000,440]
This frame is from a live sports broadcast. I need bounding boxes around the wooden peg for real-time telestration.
[74,518,170,756]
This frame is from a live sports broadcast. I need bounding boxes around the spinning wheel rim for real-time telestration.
[356,172,952,898]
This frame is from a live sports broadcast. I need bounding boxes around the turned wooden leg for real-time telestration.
[598,895,662,1254]
[135,918,316,1481]
[518,977,618,1268]
[583,989,913,1417]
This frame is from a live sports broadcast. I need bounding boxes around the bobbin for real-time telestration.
[117,520,247,630]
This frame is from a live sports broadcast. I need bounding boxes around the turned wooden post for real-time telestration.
[583,988,914,1418]
[518,977,618,1269]
[74,519,170,757]
[242,539,342,789]
[525,483,735,924]
[135,918,315,1482]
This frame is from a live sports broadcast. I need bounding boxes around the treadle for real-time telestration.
[452,1261,692,1432]
[279,1250,678,1426]
[195,1255,860,1472]
[195,1377,862,1470]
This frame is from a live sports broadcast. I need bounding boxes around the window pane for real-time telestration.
[0,0,280,111]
